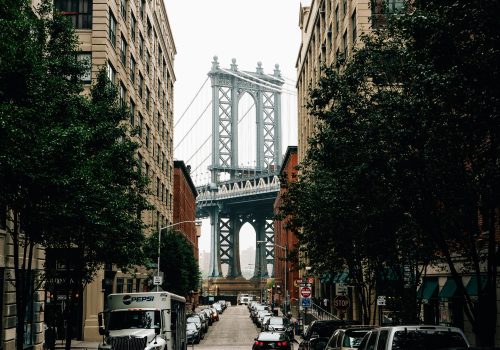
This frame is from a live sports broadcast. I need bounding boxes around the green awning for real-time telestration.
[320,273,332,284]
[333,271,349,283]
[466,275,487,296]
[417,279,438,300]
[439,278,457,299]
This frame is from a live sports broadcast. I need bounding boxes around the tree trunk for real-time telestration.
[12,211,26,350]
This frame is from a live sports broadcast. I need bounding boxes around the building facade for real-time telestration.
[52,0,177,342]
[273,146,299,312]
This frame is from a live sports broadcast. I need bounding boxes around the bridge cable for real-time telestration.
[174,77,210,128]
[190,153,212,175]
[237,70,296,93]
[173,100,212,151]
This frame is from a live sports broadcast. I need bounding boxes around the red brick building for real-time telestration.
[273,146,299,309]
[173,160,199,260]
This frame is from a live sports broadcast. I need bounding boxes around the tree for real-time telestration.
[0,2,149,349]
[280,0,499,343]
[145,229,201,297]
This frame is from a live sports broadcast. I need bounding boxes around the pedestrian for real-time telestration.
[44,325,56,350]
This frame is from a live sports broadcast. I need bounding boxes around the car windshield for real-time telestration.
[108,310,160,330]
[186,323,197,331]
[307,322,341,338]
[187,317,200,323]
[343,329,370,347]
[269,317,289,326]
[391,330,468,350]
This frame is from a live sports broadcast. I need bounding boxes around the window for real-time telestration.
[343,30,348,58]
[146,51,150,74]
[120,0,127,19]
[161,152,165,170]
[130,56,136,83]
[130,13,136,42]
[145,125,150,147]
[156,145,160,164]
[129,99,135,126]
[116,278,124,293]
[126,278,133,293]
[156,178,160,197]
[138,153,143,172]
[135,278,141,292]
[343,0,347,16]
[146,88,150,110]
[138,73,143,97]
[109,11,117,47]
[139,34,144,58]
[77,52,92,82]
[119,82,126,107]
[161,183,164,201]
[54,0,92,29]
[138,114,143,135]
[352,10,357,43]
[162,121,165,139]
[145,162,150,177]
[387,0,404,13]
[335,5,339,34]
[140,0,145,19]
[107,61,116,83]
[120,35,127,65]
[147,19,152,40]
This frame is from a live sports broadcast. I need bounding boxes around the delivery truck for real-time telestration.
[98,292,187,350]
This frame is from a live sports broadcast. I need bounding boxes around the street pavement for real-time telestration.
[193,304,260,350]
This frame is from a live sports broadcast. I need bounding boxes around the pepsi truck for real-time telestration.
[98,292,187,350]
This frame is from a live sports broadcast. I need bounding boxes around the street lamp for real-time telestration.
[156,220,202,291]
[257,240,288,315]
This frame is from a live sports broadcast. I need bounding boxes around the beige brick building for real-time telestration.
[51,0,177,342]
[1,0,179,345]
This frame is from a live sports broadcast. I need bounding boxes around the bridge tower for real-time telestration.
[202,57,283,280]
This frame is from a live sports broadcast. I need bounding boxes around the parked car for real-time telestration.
[186,314,205,338]
[299,320,360,350]
[186,322,201,344]
[253,331,293,350]
[309,337,330,350]
[264,316,294,340]
[201,308,215,325]
[208,307,219,321]
[325,326,377,350]
[357,325,470,350]
[212,302,223,314]
[197,311,209,332]
[251,304,270,323]
[256,310,273,328]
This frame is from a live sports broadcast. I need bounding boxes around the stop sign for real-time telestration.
[300,287,312,298]
[333,295,351,311]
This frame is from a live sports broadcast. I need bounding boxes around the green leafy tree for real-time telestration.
[280,0,499,342]
[145,229,201,297]
[0,2,149,349]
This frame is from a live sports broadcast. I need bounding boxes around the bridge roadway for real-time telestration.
[193,304,260,350]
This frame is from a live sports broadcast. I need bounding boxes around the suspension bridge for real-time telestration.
[174,56,296,292]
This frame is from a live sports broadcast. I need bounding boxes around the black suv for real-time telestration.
[299,319,360,350]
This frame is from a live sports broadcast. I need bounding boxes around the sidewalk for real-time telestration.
[54,340,100,350]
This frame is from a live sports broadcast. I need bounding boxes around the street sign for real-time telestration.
[333,295,350,311]
[153,276,163,285]
[377,296,386,306]
[307,277,314,284]
[294,278,303,287]
[299,283,312,288]
[336,283,348,295]
[300,286,312,298]
[301,297,311,307]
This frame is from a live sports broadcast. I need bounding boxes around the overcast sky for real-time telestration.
[165,0,306,257]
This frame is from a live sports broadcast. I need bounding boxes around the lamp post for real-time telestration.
[156,220,202,291]
[257,241,288,314]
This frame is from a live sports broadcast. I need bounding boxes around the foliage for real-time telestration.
[145,229,201,297]
[0,1,149,349]
[279,0,499,342]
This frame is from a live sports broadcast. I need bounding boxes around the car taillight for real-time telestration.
[277,341,288,347]
[254,341,264,346]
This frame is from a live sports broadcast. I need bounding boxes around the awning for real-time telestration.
[417,279,438,300]
[466,275,487,296]
[333,271,349,283]
[439,278,457,299]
